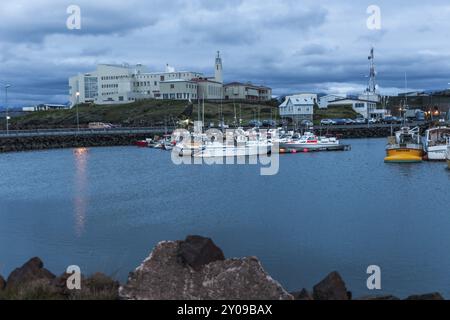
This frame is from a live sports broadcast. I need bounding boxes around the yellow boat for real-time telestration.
[385,127,423,163]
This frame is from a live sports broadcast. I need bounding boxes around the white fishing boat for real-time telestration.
[423,126,450,161]
[447,145,450,169]
[279,132,343,152]
[193,142,271,158]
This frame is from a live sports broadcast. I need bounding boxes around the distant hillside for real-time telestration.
[8,99,279,130]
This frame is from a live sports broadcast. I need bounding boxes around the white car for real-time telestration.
[320,119,336,125]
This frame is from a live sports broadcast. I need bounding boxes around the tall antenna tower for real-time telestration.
[367,47,377,94]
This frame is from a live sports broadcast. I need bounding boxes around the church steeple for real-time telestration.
[215,51,223,84]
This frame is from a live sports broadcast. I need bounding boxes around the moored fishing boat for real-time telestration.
[385,127,423,163]
[423,126,450,161]
[447,146,450,169]
[136,138,152,148]
[279,132,346,152]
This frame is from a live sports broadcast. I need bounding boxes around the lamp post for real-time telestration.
[75,91,80,132]
[5,84,11,135]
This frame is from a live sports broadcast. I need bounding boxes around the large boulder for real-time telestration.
[6,257,56,289]
[291,288,313,300]
[313,271,350,300]
[119,237,293,300]
[177,235,225,271]
[405,292,444,300]
[0,275,5,291]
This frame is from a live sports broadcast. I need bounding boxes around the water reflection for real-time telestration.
[73,148,89,236]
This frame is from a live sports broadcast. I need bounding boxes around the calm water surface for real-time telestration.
[0,138,449,298]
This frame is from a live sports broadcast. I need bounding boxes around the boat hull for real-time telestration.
[384,148,423,163]
[425,145,448,161]
[193,146,270,158]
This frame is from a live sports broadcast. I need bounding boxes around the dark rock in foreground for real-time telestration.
[119,236,293,300]
[357,295,400,300]
[405,292,444,300]
[291,289,313,300]
[177,235,225,271]
[6,257,56,289]
[313,271,350,300]
[0,275,5,291]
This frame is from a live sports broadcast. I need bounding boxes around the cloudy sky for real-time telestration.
[1,0,450,106]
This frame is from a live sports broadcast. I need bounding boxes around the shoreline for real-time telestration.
[0,125,423,154]
[0,236,444,300]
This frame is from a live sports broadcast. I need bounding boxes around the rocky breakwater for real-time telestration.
[0,133,151,153]
[0,235,446,300]
[0,257,119,300]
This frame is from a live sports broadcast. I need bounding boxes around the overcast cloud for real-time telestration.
[1,0,450,106]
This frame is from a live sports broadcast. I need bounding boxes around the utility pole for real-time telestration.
[5,84,11,135]
[76,91,80,132]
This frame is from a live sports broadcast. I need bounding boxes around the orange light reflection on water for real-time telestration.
[73,148,89,236]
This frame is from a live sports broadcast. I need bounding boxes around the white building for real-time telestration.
[327,98,378,119]
[159,79,199,100]
[22,103,70,112]
[223,82,272,102]
[279,93,316,122]
[317,94,346,109]
[69,52,223,106]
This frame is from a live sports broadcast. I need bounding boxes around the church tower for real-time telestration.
[215,51,223,84]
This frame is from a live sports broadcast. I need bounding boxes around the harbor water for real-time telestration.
[0,138,449,298]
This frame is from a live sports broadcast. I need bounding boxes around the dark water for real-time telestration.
[1,139,449,298]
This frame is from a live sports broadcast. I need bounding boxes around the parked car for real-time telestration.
[262,120,277,127]
[368,118,378,124]
[320,119,336,125]
[355,118,367,124]
[88,122,113,129]
[248,120,263,127]
[382,116,402,124]
[344,118,355,125]
[300,119,314,127]
[332,118,348,125]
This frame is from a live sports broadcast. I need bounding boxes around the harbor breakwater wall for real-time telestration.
[0,133,155,153]
[0,125,430,153]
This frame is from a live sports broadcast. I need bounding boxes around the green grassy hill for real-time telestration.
[10,99,279,130]
[313,105,360,123]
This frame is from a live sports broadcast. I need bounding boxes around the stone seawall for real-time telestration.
[0,133,155,153]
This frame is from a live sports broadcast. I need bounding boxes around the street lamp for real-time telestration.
[75,91,80,131]
[5,84,11,135]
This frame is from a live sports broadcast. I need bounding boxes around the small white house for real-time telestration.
[279,93,316,122]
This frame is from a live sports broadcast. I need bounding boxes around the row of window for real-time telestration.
[101,75,128,81]
[162,93,198,100]
[135,73,199,80]
[102,84,119,89]
[135,81,158,87]
[280,106,312,113]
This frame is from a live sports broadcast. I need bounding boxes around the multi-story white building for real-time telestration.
[69,52,225,106]
[279,93,316,122]
[159,79,199,100]
[223,82,272,102]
